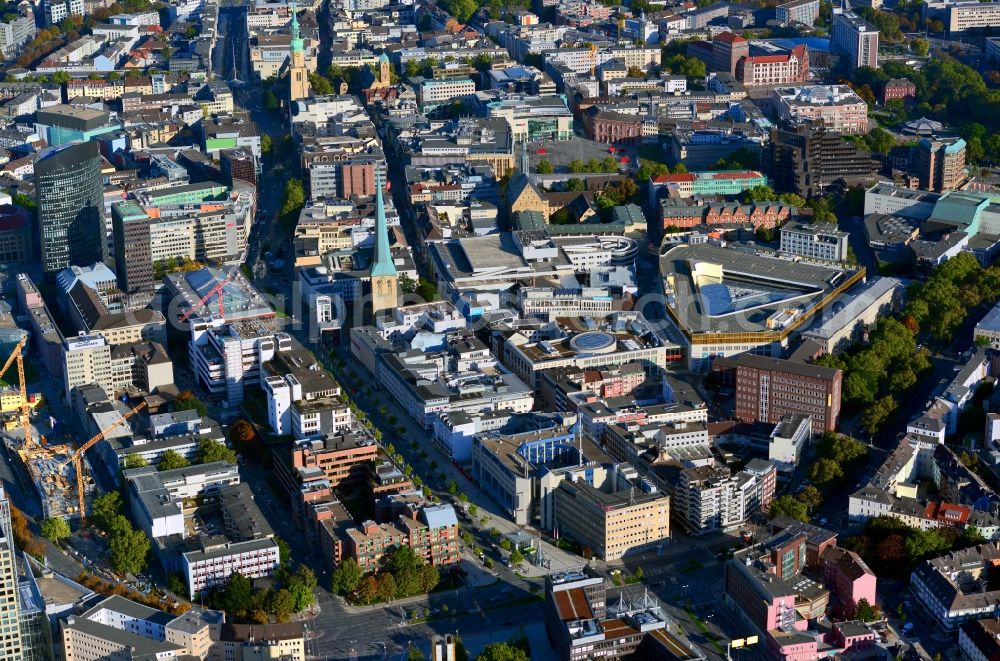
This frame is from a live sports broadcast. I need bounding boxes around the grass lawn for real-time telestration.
[685,605,726,655]
[637,144,670,165]
[681,557,704,573]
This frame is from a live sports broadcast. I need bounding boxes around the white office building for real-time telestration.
[779,222,850,261]
[831,9,879,69]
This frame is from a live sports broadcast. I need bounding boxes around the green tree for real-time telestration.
[862,395,898,435]
[567,159,586,173]
[797,485,824,511]
[261,134,272,154]
[415,277,438,302]
[158,450,190,471]
[807,197,837,223]
[356,575,378,604]
[268,588,295,622]
[446,0,478,21]
[854,598,880,622]
[40,517,70,542]
[123,454,149,469]
[289,579,313,612]
[912,38,929,56]
[175,391,207,416]
[263,90,279,111]
[197,439,238,464]
[809,458,844,486]
[566,178,585,192]
[280,179,306,228]
[601,156,619,173]
[276,537,292,568]
[92,492,124,530]
[475,642,529,661]
[535,160,554,174]
[768,495,809,522]
[510,548,524,566]
[418,564,439,593]
[864,127,897,154]
[743,184,776,203]
[223,572,254,614]
[408,645,426,661]
[376,572,397,602]
[168,573,188,599]
[109,527,150,575]
[308,72,334,95]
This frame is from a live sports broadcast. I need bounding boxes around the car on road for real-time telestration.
[900,622,914,636]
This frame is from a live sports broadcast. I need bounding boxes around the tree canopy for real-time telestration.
[158,450,190,471]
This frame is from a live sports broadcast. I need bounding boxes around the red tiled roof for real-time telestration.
[746,54,791,64]
[651,173,696,184]
[714,31,747,44]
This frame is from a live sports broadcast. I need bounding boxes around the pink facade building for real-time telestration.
[821,546,878,620]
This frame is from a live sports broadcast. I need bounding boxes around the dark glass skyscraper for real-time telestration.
[35,141,106,273]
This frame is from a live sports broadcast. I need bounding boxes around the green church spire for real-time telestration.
[290,0,303,54]
[370,172,397,277]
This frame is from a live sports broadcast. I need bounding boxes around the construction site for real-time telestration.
[0,336,144,523]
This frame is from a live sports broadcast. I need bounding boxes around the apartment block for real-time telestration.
[61,596,224,661]
[417,78,475,109]
[670,459,777,535]
[347,505,460,573]
[275,431,379,500]
[182,529,280,597]
[63,334,113,400]
[770,122,880,197]
[188,320,282,407]
[553,479,670,560]
[776,0,820,26]
[725,354,842,433]
[911,137,966,193]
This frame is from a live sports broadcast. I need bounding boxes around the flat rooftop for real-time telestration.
[660,242,858,335]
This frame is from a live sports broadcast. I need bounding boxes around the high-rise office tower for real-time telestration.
[0,486,23,660]
[220,149,257,191]
[35,141,106,274]
[111,201,153,295]
[831,9,879,69]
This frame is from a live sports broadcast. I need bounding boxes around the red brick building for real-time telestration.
[583,107,642,144]
[276,432,379,499]
[736,45,809,86]
[730,354,843,433]
[659,202,795,230]
[347,505,461,572]
[882,78,916,104]
[710,32,749,75]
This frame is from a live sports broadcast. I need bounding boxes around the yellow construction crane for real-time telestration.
[59,401,147,525]
[0,336,31,450]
